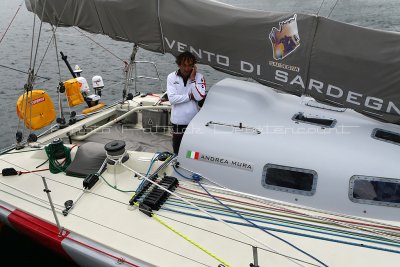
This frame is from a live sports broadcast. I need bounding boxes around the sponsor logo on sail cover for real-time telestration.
[31,97,45,105]
[269,14,300,60]
[186,150,254,172]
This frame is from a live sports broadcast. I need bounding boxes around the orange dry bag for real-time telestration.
[16,90,56,130]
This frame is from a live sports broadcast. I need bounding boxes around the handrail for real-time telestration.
[72,105,171,141]
[205,121,261,134]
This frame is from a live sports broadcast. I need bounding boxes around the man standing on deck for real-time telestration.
[167,51,206,155]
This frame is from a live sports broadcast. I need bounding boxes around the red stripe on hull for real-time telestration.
[8,209,72,261]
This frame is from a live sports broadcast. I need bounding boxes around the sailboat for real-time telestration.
[0,0,399,266]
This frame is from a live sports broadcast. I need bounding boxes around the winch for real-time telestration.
[104,140,129,165]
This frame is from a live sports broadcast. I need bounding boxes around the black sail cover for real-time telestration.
[26,0,400,124]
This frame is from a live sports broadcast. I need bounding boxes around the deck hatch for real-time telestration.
[292,112,336,128]
[349,175,400,207]
[371,128,400,146]
[262,164,317,196]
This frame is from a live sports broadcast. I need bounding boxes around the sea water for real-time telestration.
[0,0,399,265]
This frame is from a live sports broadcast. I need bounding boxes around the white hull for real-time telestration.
[0,82,399,266]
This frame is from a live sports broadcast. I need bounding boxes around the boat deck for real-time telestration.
[0,96,400,266]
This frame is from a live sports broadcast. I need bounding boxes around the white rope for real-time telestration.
[176,164,400,243]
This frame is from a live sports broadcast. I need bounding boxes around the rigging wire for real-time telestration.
[51,25,67,121]
[0,1,24,46]
[31,0,48,74]
[29,0,38,70]
[73,27,127,65]
[34,33,54,78]
[316,0,325,16]
[0,64,50,81]
[28,0,48,138]
[327,0,340,18]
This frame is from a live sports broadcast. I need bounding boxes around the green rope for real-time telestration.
[100,174,135,193]
[44,144,71,174]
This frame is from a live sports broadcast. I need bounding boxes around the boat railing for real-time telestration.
[131,60,164,95]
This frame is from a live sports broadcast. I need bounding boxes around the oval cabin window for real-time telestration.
[262,164,318,196]
[349,175,400,207]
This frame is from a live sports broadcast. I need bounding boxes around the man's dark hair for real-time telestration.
[175,51,197,65]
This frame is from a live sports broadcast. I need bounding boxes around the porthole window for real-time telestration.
[371,128,400,146]
[262,164,318,196]
[349,175,400,207]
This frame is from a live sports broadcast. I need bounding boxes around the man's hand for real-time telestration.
[188,93,195,100]
[190,65,197,81]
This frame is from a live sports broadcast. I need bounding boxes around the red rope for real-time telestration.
[0,2,23,45]
[19,144,78,175]
[178,185,400,231]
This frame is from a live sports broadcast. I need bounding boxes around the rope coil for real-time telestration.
[44,141,71,173]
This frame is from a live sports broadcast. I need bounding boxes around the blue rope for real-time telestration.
[136,152,159,191]
[173,165,202,181]
[164,199,400,248]
[197,181,329,267]
[160,206,400,255]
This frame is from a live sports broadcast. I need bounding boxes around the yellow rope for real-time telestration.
[133,202,232,267]
[152,214,232,267]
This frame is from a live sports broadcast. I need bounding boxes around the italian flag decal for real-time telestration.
[186,150,199,160]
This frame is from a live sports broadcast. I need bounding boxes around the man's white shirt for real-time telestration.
[167,71,206,125]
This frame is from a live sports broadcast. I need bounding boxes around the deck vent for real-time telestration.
[372,128,400,146]
[292,112,336,128]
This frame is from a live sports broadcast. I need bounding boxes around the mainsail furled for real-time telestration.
[25,0,400,124]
